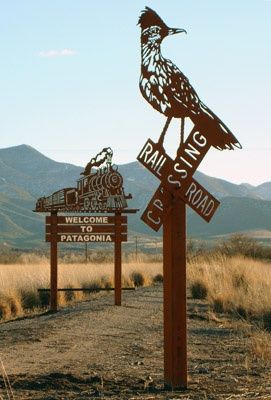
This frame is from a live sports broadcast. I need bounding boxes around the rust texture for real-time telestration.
[35,148,131,213]
[114,212,122,306]
[137,6,241,390]
[35,149,138,311]
[163,193,187,389]
[138,7,241,151]
[50,211,58,312]
[138,139,220,231]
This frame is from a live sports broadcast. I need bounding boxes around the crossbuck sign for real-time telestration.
[137,130,220,231]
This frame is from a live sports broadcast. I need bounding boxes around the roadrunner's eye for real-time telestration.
[149,26,160,35]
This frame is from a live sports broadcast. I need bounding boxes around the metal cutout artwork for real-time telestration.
[35,148,131,213]
[34,148,137,311]
[137,7,242,230]
[136,7,242,390]
[138,7,242,151]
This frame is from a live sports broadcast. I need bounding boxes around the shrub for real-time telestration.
[130,272,145,287]
[236,306,249,319]
[82,281,102,294]
[216,234,271,259]
[0,298,11,320]
[212,297,225,314]
[20,290,40,310]
[101,275,113,289]
[38,290,50,307]
[64,285,77,302]
[262,311,271,332]
[63,285,84,303]
[6,295,23,316]
[191,280,208,299]
[153,273,163,284]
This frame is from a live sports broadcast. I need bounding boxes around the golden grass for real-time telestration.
[248,329,271,363]
[188,254,271,324]
[0,260,162,320]
[0,253,270,332]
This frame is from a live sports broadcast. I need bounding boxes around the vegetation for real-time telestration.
[0,235,270,338]
[188,253,271,330]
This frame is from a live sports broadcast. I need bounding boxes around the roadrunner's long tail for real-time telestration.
[190,102,242,150]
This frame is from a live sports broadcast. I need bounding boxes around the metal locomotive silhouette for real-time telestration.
[35,148,131,213]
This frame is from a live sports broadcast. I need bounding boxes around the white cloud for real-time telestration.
[38,48,77,58]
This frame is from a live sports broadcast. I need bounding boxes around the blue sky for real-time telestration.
[0,1,270,185]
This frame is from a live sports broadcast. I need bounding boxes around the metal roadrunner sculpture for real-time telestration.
[138,7,242,150]
[35,148,131,213]
[137,7,242,391]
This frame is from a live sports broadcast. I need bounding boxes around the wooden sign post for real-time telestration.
[163,194,187,388]
[35,148,137,311]
[45,213,131,310]
[137,131,221,389]
[50,211,58,312]
[114,212,122,306]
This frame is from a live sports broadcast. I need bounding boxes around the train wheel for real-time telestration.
[91,199,98,211]
[84,197,90,211]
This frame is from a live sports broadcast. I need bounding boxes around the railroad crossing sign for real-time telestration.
[137,7,241,391]
[137,138,220,231]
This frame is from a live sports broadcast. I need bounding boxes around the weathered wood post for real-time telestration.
[114,211,122,306]
[50,210,58,311]
[163,194,187,388]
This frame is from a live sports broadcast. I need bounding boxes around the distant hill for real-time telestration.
[0,144,270,248]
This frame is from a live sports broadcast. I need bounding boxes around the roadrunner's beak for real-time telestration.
[168,28,187,36]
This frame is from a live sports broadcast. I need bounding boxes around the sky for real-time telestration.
[0,0,270,185]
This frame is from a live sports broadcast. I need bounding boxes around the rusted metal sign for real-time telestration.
[137,139,220,230]
[45,214,127,242]
[34,148,138,310]
[46,225,127,234]
[46,234,127,243]
[138,131,211,189]
[35,148,131,213]
[141,179,219,231]
[45,215,127,224]
[137,6,242,390]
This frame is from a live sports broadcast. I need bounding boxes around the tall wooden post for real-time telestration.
[114,212,122,306]
[50,211,58,311]
[163,193,187,389]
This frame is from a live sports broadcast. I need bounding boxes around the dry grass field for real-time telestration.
[0,250,270,333]
[0,254,162,319]
[0,244,271,399]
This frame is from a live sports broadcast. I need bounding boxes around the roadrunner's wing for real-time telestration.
[163,60,201,117]
[164,61,242,150]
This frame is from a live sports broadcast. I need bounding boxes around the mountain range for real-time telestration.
[0,144,270,248]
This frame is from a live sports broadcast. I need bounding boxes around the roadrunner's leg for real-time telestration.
[180,117,185,145]
[158,117,172,146]
[176,118,185,157]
